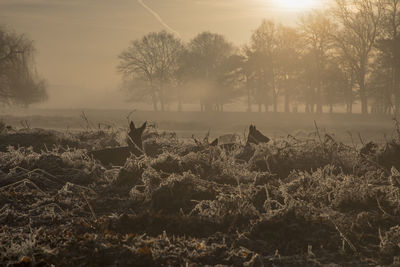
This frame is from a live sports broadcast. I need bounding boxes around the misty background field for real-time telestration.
[0,108,396,145]
[1,0,399,118]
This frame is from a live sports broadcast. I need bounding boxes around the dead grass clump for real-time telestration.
[380,225,400,257]
[150,152,183,174]
[253,172,278,186]
[191,192,260,230]
[130,167,163,202]
[0,128,78,152]
[234,143,256,162]
[105,212,223,238]
[0,147,40,173]
[113,156,146,191]
[151,172,217,214]
[248,137,358,179]
[185,147,255,185]
[141,167,163,188]
[281,167,345,208]
[376,141,400,170]
[175,138,210,156]
[1,148,100,188]
[330,175,381,212]
[181,151,212,177]
[143,131,179,157]
[249,184,283,213]
[209,159,244,185]
[143,139,164,157]
[249,206,340,256]
[75,129,122,150]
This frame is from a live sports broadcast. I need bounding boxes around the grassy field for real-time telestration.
[1,108,396,144]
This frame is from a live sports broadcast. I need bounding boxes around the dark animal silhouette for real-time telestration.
[210,134,238,148]
[246,125,270,145]
[127,121,147,155]
[89,121,146,166]
[211,125,270,148]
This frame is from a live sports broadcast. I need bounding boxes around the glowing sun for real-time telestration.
[272,0,321,11]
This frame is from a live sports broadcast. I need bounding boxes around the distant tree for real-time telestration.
[299,10,336,113]
[337,58,357,113]
[118,31,184,111]
[242,47,269,112]
[332,0,385,114]
[248,20,278,112]
[183,32,236,111]
[298,51,318,112]
[275,25,302,113]
[376,0,400,114]
[174,48,191,111]
[0,26,47,106]
[323,60,349,113]
[239,46,258,112]
[214,54,244,111]
[247,21,302,113]
[369,54,393,114]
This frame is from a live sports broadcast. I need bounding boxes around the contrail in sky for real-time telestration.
[137,0,181,38]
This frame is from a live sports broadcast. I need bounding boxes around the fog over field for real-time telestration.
[0,0,330,109]
[2,1,400,266]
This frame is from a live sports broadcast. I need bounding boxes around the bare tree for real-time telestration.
[338,59,357,113]
[275,25,302,113]
[241,46,257,112]
[249,20,278,112]
[299,10,336,113]
[0,26,47,106]
[183,32,235,111]
[118,31,183,111]
[377,0,400,114]
[332,0,385,114]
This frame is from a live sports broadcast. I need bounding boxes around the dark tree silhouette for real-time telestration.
[299,11,336,113]
[376,0,400,114]
[332,0,385,114]
[0,26,47,106]
[275,25,302,113]
[118,31,183,111]
[248,20,277,112]
[184,32,235,111]
[115,3,399,115]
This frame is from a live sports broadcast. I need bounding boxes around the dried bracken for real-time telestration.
[1,126,400,265]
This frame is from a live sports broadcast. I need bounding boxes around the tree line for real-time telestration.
[118,0,400,115]
[0,26,47,107]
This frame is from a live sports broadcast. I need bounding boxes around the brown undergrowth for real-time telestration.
[1,125,400,266]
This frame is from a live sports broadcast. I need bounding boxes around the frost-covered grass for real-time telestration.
[1,126,400,265]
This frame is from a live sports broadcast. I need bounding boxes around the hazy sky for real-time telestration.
[0,0,330,109]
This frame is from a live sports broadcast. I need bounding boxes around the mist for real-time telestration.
[0,0,324,109]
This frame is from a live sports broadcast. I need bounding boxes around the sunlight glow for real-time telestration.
[272,0,321,11]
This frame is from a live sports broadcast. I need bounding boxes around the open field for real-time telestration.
[1,109,397,145]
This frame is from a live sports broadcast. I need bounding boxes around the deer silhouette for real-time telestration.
[89,121,146,166]
[90,122,269,166]
[127,121,147,155]
[246,125,270,145]
[210,125,270,148]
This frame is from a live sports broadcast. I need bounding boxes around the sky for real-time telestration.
[0,0,330,109]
